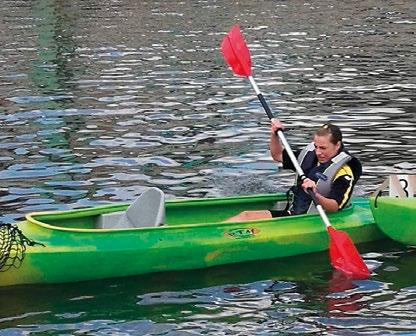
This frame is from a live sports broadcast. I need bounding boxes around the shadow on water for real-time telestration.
[2,251,331,315]
[1,240,414,330]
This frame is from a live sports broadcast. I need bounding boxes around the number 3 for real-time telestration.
[399,178,409,197]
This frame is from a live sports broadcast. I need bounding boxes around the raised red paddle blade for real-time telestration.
[221,25,252,77]
[328,226,370,279]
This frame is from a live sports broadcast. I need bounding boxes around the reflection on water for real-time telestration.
[1,243,415,335]
[1,0,415,222]
[0,0,415,334]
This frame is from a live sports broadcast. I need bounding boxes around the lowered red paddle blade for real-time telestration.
[328,226,370,279]
[221,25,252,77]
[220,25,370,279]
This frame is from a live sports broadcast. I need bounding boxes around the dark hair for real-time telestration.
[315,123,342,145]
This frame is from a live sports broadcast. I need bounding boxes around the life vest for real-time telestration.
[290,142,361,214]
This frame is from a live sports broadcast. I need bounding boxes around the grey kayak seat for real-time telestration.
[98,187,165,229]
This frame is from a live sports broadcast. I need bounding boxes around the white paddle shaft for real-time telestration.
[248,75,332,228]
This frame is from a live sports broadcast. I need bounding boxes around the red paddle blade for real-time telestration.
[221,25,252,77]
[327,226,370,280]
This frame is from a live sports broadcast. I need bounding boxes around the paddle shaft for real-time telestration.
[221,25,369,278]
[248,75,331,228]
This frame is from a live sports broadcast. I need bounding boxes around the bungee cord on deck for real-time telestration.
[0,224,44,272]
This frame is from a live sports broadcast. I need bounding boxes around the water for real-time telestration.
[0,0,415,334]
[1,244,416,335]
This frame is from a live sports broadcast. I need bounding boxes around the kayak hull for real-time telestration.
[370,196,416,245]
[1,194,384,287]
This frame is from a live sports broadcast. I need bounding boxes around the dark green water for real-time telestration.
[1,0,415,334]
[1,243,416,335]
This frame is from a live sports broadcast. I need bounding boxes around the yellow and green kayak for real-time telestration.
[1,193,385,287]
[370,196,416,246]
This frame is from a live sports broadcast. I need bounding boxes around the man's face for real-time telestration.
[313,134,340,163]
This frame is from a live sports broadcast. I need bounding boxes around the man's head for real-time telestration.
[313,124,343,163]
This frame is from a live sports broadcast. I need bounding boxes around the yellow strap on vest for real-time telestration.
[334,164,354,209]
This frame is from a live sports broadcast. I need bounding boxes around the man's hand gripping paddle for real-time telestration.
[221,25,370,279]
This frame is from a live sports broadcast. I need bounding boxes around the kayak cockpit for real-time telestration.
[25,193,287,231]
[27,187,166,231]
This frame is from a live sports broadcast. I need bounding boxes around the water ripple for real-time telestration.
[1,0,416,334]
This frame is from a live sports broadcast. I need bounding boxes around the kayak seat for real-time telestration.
[97,187,165,229]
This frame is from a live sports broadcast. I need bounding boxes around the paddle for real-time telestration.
[220,25,370,280]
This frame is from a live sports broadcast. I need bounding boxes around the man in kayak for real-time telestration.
[226,119,362,221]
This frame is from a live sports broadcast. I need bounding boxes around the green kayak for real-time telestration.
[1,192,384,287]
[370,196,416,246]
